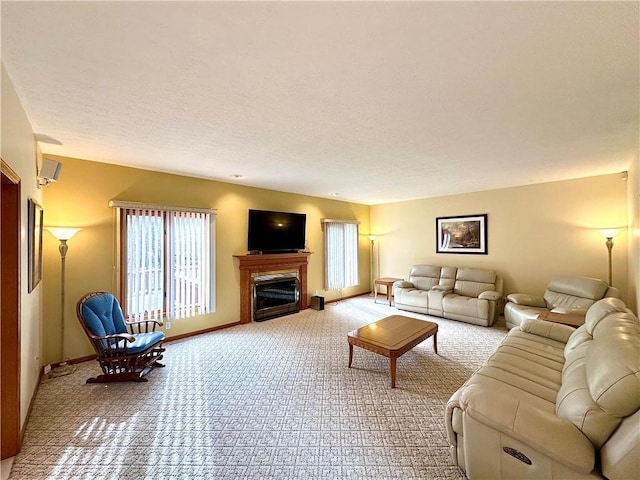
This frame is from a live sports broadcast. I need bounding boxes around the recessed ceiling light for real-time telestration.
[328,192,339,197]
[229,174,244,179]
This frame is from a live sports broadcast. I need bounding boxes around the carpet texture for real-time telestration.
[9,296,506,479]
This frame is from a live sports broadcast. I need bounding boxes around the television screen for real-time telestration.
[248,209,306,253]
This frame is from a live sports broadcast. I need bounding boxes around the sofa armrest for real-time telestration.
[394,281,413,289]
[431,285,452,293]
[460,385,595,473]
[479,290,501,301]
[506,293,546,307]
[520,318,575,343]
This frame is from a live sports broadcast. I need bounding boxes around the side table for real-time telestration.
[537,310,585,328]
[374,277,404,306]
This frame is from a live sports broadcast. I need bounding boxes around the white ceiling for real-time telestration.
[2,1,638,205]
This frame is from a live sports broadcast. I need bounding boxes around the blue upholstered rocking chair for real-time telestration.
[76,291,165,383]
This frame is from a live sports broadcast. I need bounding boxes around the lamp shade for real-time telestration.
[598,229,621,239]
[46,227,81,241]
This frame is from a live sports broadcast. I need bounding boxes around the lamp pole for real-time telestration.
[369,235,376,295]
[46,227,81,375]
[605,236,614,286]
[58,239,69,364]
[599,229,621,287]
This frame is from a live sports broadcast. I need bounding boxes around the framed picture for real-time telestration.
[28,198,44,292]
[436,214,487,254]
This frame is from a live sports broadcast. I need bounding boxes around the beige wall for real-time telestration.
[1,65,42,429]
[371,174,631,309]
[41,157,635,364]
[41,156,371,363]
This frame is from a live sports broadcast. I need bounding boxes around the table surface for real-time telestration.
[538,310,585,328]
[348,315,438,351]
[374,277,404,284]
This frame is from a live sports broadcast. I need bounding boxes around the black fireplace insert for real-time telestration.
[253,275,300,321]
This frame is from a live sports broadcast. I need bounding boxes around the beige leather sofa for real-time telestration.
[445,297,640,479]
[393,265,503,326]
[504,275,621,330]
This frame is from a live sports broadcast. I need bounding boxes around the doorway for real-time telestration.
[1,160,21,459]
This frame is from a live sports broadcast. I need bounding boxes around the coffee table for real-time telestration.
[348,315,438,388]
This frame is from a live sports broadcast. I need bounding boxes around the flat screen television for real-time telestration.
[248,209,306,254]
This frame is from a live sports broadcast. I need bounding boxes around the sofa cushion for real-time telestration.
[395,288,430,308]
[409,265,442,291]
[442,295,490,322]
[458,326,568,406]
[439,266,457,288]
[544,275,609,311]
[556,298,640,448]
[454,268,497,298]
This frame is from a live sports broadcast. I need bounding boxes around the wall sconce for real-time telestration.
[46,227,82,376]
[368,235,377,295]
[599,229,621,286]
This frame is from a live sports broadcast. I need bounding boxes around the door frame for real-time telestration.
[1,158,22,459]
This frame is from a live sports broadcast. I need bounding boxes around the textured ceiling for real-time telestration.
[2,1,638,205]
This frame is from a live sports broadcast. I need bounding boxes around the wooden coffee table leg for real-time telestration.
[390,356,397,388]
[348,343,354,368]
[433,333,438,355]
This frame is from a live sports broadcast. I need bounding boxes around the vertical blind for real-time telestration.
[166,210,211,319]
[323,220,359,291]
[111,201,215,321]
[125,207,165,322]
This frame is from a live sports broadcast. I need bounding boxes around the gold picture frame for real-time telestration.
[28,198,44,292]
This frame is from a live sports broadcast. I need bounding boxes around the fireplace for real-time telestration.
[234,252,312,324]
[253,272,300,321]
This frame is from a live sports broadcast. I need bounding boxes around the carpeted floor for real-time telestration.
[9,296,507,479]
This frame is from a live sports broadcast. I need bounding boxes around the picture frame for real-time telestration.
[28,198,44,292]
[436,214,487,254]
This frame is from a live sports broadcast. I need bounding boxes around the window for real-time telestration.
[110,201,215,320]
[323,219,359,291]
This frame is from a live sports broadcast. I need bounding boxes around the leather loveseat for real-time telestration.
[393,265,503,326]
[445,297,640,479]
[504,275,621,330]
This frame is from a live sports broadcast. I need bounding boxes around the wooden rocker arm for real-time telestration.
[125,319,164,334]
[90,332,136,342]
[90,332,136,356]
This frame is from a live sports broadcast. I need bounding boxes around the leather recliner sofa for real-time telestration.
[504,275,620,330]
[393,265,503,326]
[445,297,640,479]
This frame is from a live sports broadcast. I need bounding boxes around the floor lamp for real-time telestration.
[46,227,81,377]
[369,235,376,295]
[599,229,621,286]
